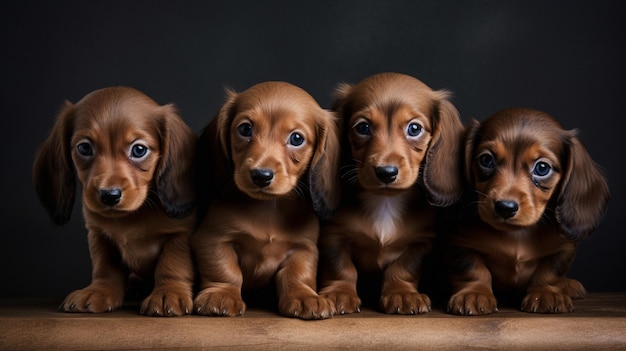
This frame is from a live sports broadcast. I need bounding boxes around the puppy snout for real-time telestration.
[99,188,122,206]
[495,200,519,219]
[375,165,399,184]
[250,168,274,188]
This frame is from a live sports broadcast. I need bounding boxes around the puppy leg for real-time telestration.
[276,246,336,320]
[60,230,127,313]
[380,244,431,315]
[140,233,194,316]
[446,251,498,315]
[521,251,583,313]
[193,236,246,317]
[318,234,361,314]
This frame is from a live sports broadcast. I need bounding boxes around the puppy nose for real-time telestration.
[495,200,519,219]
[250,169,274,188]
[375,166,399,184]
[99,188,122,206]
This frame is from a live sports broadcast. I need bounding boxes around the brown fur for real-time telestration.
[192,81,340,319]
[446,107,609,315]
[33,87,197,316]
[318,72,464,314]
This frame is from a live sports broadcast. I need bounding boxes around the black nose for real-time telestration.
[99,188,122,206]
[495,200,519,219]
[375,166,399,184]
[250,169,274,188]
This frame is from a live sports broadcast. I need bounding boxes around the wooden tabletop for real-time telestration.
[1,293,625,350]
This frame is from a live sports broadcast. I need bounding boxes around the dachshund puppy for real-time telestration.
[33,87,197,316]
[446,107,609,315]
[192,81,339,319]
[318,72,464,315]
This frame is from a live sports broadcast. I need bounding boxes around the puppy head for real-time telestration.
[205,81,339,216]
[33,87,196,224]
[333,72,463,205]
[465,107,609,238]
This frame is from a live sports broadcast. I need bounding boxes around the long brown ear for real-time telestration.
[195,89,238,218]
[463,119,482,185]
[32,101,77,225]
[155,104,197,218]
[556,131,609,240]
[421,92,465,206]
[309,109,340,220]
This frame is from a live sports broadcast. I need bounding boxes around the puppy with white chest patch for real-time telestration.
[318,72,464,315]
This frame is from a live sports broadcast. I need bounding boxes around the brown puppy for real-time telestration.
[192,81,339,319]
[33,87,197,316]
[446,107,609,315]
[318,72,464,314]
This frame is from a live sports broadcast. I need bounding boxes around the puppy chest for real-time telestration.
[236,234,294,280]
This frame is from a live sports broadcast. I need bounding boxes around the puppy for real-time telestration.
[318,72,464,315]
[192,81,339,319]
[33,87,197,316]
[446,107,609,315]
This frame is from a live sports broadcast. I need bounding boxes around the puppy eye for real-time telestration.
[238,123,253,138]
[532,161,552,177]
[478,153,495,170]
[406,122,423,137]
[76,142,94,157]
[288,132,305,147]
[130,143,149,159]
[354,121,371,136]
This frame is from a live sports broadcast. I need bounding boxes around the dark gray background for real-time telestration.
[1,1,624,298]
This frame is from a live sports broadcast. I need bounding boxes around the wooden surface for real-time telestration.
[1,293,625,350]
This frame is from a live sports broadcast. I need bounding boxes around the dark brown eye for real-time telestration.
[289,132,304,146]
[478,153,495,170]
[77,142,93,157]
[532,161,551,177]
[238,123,253,137]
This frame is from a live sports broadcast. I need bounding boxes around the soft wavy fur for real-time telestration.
[318,72,464,315]
[446,107,609,315]
[192,81,340,319]
[33,87,197,316]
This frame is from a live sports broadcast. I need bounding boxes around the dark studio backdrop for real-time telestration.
[1,1,624,299]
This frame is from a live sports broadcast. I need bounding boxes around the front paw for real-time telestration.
[193,288,246,317]
[279,295,336,320]
[559,278,587,299]
[60,286,124,313]
[140,287,193,317]
[321,289,361,315]
[380,291,431,315]
[521,292,574,313]
[447,292,498,315]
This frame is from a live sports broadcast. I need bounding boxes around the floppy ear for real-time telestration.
[194,89,238,217]
[421,92,465,206]
[556,131,609,240]
[32,101,77,225]
[309,109,341,220]
[463,119,482,185]
[155,104,197,218]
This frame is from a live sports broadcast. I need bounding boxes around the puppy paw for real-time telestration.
[447,292,498,315]
[140,288,193,317]
[279,295,336,320]
[521,292,574,313]
[59,286,124,313]
[193,289,246,317]
[559,278,587,299]
[380,291,431,315]
[321,290,361,315]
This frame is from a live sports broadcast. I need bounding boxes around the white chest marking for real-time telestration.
[362,193,408,245]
